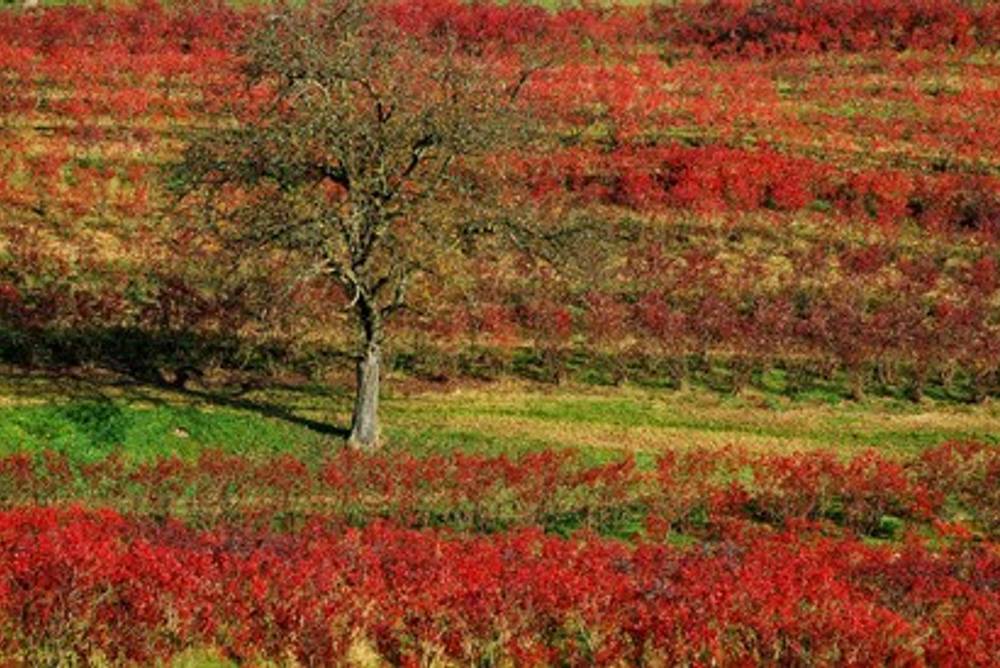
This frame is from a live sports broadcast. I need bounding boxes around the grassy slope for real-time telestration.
[3,372,995,667]
[2,371,997,467]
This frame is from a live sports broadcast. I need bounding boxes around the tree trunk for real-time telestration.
[848,365,866,402]
[907,365,928,403]
[969,370,990,404]
[349,341,381,450]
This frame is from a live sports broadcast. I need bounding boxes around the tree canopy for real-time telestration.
[173,0,576,448]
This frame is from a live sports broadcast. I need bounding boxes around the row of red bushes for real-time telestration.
[1,1,997,390]
[419,273,1000,400]
[2,0,996,56]
[4,233,998,400]
[661,0,1000,56]
[517,146,1000,238]
[0,507,997,665]
[0,0,250,53]
[9,143,998,237]
[2,441,995,537]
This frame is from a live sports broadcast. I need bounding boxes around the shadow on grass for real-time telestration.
[177,386,350,439]
[1,366,351,440]
[0,324,358,437]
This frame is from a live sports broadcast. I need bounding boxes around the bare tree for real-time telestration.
[172,0,560,449]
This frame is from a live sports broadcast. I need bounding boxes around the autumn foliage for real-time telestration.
[1,0,998,398]
[0,437,997,665]
[0,2,998,659]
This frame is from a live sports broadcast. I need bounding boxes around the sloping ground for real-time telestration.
[1,373,996,464]
[2,2,999,403]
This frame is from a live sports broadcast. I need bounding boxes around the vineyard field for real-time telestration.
[1,0,999,665]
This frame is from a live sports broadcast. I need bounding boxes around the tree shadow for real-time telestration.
[177,386,350,438]
[1,326,353,438]
[1,366,173,407]
[1,368,351,440]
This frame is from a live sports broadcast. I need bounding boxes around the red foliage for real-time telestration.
[0,507,997,665]
[516,145,1000,238]
[659,0,991,56]
[1,1,998,393]
[2,444,990,539]
[915,441,1000,535]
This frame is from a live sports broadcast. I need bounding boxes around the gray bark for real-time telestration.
[348,341,381,450]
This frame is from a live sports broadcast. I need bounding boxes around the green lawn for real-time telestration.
[2,372,997,467]
[2,373,995,668]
